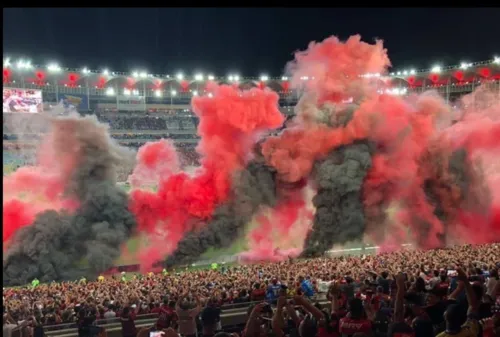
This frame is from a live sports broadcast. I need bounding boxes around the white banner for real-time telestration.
[116,95,146,111]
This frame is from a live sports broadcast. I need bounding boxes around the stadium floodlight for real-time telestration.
[139,72,147,78]
[260,75,269,82]
[460,62,471,70]
[192,90,198,96]
[103,69,110,76]
[493,56,500,64]
[403,71,408,76]
[132,71,139,78]
[396,72,401,76]
[194,73,204,81]
[155,89,162,97]
[82,67,90,74]
[123,88,131,95]
[207,75,215,81]
[4,58,11,67]
[390,73,395,76]
[17,60,33,70]
[47,63,61,72]
[105,87,115,96]
[176,73,184,80]
[430,65,441,73]
[281,76,288,81]
[228,75,234,82]
[409,69,416,75]
[171,90,177,96]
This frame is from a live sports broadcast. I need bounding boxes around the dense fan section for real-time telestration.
[3,35,500,285]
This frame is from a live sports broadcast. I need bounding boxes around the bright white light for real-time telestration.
[139,72,147,78]
[132,89,139,95]
[260,75,269,82]
[176,73,184,80]
[493,56,500,64]
[409,69,416,75]
[390,73,395,76]
[105,87,115,96]
[403,71,408,76]
[103,69,110,76]
[47,63,61,72]
[171,90,177,96]
[207,75,215,81]
[82,67,90,74]
[17,60,33,70]
[155,89,162,97]
[281,76,288,81]
[208,93,213,98]
[194,73,203,81]
[123,88,131,96]
[233,75,239,82]
[431,65,441,73]
[132,71,139,78]
[396,72,401,76]
[228,75,234,81]
[4,58,11,67]
[460,62,471,70]
[300,76,309,81]
[192,90,198,96]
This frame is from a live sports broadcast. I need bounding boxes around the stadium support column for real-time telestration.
[85,78,90,110]
[143,81,147,112]
[55,79,59,102]
[445,79,450,104]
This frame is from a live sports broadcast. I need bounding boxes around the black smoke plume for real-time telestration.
[165,161,277,266]
[301,141,373,257]
[3,115,136,286]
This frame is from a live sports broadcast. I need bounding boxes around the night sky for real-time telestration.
[3,8,499,77]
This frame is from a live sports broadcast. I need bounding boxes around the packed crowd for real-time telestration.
[3,243,499,337]
[97,115,198,131]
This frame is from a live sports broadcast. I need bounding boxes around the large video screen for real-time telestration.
[3,88,43,113]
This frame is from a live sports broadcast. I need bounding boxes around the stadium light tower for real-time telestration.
[260,75,269,82]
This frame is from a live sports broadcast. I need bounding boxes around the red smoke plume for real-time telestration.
[129,85,284,268]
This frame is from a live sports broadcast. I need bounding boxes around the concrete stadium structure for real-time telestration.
[4,57,500,114]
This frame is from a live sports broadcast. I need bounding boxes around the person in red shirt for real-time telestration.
[339,298,373,337]
[156,300,177,330]
[120,306,138,337]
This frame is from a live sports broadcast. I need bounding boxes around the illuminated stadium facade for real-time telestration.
[3,57,500,113]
